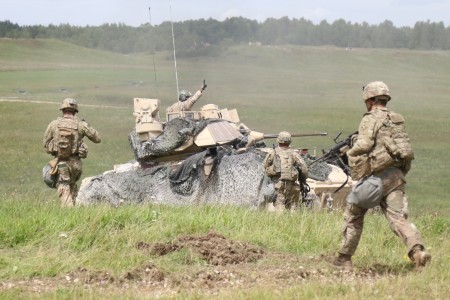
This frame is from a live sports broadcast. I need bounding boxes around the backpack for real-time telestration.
[55,117,80,159]
[383,112,414,161]
[273,148,298,181]
[370,111,414,173]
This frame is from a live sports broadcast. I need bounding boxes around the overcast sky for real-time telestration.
[1,0,449,27]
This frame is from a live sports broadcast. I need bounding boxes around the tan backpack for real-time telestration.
[55,117,80,159]
[370,111,414,173]
[273,148,298,181]
[383,112,414,161]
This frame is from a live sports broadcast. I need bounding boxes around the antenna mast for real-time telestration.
[148,6,152,25]
[169,4,179,97]
[148,6,157,83]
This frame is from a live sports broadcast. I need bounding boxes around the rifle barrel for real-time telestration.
[263,132,328,139]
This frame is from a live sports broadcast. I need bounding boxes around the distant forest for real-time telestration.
[1,17,449,54]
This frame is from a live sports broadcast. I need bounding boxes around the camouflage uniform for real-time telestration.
[166,90,203,113]
[340,107,425,260]
[263,144,308,212]
[43,114,101,207]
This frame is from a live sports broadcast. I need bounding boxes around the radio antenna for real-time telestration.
[169,4,179,97]
[148,6,157,83]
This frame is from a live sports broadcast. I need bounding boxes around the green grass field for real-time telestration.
[0,38,449,299]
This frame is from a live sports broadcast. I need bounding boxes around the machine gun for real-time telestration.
[311,131,357,169]
[310,131,358,193]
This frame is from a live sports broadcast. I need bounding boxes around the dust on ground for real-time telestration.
[0,231,405,297]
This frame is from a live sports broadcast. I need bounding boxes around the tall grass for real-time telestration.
[0,40,449,298]
[0,198,448,299]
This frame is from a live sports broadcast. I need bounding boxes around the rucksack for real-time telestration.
[383,112,414,161]
[55,117,80,159]
[370,111,414,173]
[273,148,297,181]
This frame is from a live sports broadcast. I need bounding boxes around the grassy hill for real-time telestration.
[0,39,449,299]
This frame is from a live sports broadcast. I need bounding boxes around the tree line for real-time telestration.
[1,17,449,54]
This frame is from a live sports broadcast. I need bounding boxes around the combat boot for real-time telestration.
[332,253,353,271]
[412,250,431,271]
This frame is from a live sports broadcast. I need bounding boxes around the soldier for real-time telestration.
[43,98,101,207]
[166,80,207,114]
[332,81,431,271]
[263,131,308,212]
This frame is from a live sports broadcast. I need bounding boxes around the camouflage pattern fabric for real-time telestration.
[43,115,101,155]
[263,146,308,212]
[339,170,424,257]
[56,158,83,207]
[166,90,202,113]
[340,104,425,260]
[272,179,300,212]
[43,115,101,207]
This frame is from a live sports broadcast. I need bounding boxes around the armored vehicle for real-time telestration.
[76,98,353,210]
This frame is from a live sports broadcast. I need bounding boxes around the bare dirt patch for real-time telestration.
[0,232,406,297]
[148,231,265,266]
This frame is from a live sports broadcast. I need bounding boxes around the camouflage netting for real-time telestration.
[77,115,334,207]
[76,148,274,208]
[129,118,230,162]
[76,148,334,207]
[302,155,332,182]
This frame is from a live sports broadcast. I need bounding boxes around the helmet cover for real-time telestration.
[362,81,391,101]
[60,98,79,112]
[277,131,292,144]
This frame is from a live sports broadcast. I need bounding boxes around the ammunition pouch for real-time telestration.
[78,142,88,159]
[369,146,395,173]
[46,140,57,156]
[266,165,277,177]
[279,166,297,181]
[348,154,371,181]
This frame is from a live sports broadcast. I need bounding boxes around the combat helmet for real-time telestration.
[60,98,79,113]
[277,131,291,144]
[362,81,391,101]
[179,90,192,102]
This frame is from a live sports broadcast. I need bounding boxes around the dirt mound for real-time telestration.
[64,267,115,285]
[121,263,165,282]
[145,231,265,266]
[1,234,410,297]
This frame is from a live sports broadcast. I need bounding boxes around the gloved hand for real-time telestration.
[201,80,207,92]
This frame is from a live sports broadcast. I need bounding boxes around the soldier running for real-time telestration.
[43,98,101,207]
[332,81,431,271]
